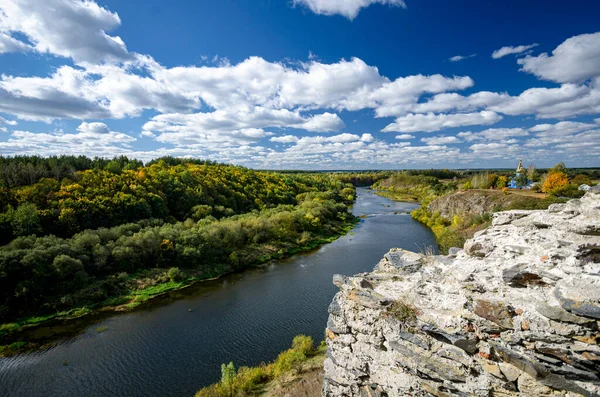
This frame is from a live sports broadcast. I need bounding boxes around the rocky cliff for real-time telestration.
[323,188,600,396]
[426,190,555,220]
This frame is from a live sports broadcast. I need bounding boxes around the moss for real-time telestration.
[385,300,419,323]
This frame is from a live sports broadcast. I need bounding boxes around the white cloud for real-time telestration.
[492,43,538,59]
[524,120,600,150]
[371,74,474,117]
[410,91,508,114]
[469,142,519,155]
[0,116,17,126]
[360,133,375,142]
[0,0,132,64]
[0,32,30,53]
[77,121,110,134]
[300,112,345,132]
[488,82,600,119]
[421,135,461,145]
[456,131,479,142]
[0,122,135,157]
[394,134,415,140]
[449,54,476,62]
[143,107,344,148]
[270,135,299,144]
[382,111,502,133]
[529,120,598,135]
[518,32,600,83]
[293,0,406,20]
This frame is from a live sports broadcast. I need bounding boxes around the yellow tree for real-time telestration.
[542,172,569,195]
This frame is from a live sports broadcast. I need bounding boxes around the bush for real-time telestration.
[272,348,306,377]
[167,267,185,282]
[291,335,314,356]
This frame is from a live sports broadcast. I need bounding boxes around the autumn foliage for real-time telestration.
[542,172,569,195]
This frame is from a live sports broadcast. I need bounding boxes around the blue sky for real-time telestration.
[0,0,599,169]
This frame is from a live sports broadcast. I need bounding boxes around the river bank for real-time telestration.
[0,220,357,357]
[0,188,436,397]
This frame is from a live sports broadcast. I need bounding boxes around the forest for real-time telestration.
[0,156,358,337]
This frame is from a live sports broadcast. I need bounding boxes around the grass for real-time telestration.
[195,335,326,397]
[0,307,93,338]
[96,326,108,333]
[384,300,419,323]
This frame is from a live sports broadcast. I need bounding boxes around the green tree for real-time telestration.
[11,203,42,236]
[496,176,508,189]
[104,161,122,174]
[220,362,237,397]
[549,162,567,175]
[515,173,529,189]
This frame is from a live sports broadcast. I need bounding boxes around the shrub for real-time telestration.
[167,267,185,282]
[572,174,592,186]
[272,348,305,377]
[234,365,269,393]
[291,335,314,356]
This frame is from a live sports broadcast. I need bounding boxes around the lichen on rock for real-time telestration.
[323,190,600,397]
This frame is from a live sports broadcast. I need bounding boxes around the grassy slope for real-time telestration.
[195,336,326,397]
[412,189,565,253]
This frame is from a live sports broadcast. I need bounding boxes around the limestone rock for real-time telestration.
[323,191,600,397]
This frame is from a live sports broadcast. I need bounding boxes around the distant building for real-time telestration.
[579,184,591,191]
[508,159,532,189]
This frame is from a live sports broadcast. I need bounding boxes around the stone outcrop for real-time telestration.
[323,188,600,396]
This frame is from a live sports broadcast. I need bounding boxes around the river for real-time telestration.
[0,188,437,397]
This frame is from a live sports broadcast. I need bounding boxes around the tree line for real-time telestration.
[0,160,355,244]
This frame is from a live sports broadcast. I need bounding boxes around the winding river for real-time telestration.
[0,188,437,397]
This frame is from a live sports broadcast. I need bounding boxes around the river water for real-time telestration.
[0,188,437,397]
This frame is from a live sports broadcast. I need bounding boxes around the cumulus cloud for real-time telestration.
[370,75,474,117]
[410,91,508,114]
[382,111,502,133]
[0,0,132,64]
[293,0,406,20]
[518,32,600,83]
[492,43,538,59]
[1,3,599,169]
[456,128,528,142]
[421,135,461,145]
[449,54,476,62]
[142,107,345,148]
[270,135,299,144]
[360,133,375,142]
[0,122,135,157]
[488,83,600,119]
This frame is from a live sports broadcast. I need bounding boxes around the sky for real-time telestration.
[0,0,599,170]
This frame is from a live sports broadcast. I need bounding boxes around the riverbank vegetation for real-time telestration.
[0,156,359,347]
[195,335,326,397]
[373,164,596,253]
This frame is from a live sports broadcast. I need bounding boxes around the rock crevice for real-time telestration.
[323,189,600,396]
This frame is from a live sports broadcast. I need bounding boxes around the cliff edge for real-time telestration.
[323,188,600,396]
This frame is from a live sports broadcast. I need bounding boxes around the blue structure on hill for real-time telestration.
[508,159,530,189]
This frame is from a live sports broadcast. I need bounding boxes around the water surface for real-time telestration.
[0,188,437,397]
